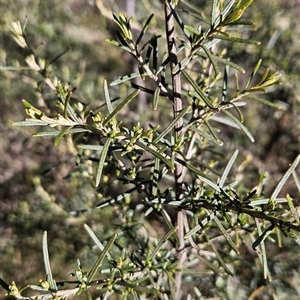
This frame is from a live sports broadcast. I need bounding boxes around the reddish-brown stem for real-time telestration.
[164,1,186,298]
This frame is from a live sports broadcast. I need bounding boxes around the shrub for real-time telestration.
[1,0,299,299]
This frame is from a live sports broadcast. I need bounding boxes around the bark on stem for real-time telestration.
[164,1,186,298]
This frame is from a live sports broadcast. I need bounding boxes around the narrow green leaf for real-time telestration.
[227,101,244,123]
[78,144,104,151]
[184,25,200,36]
[253,59,262,76]
[180,1,210,24]
[213,34,260,45]
[135,140,174,171]
[12,120,47,127]
[214,217,239,254]
[95,138,111,187]
[84,224,113,260]
[177,158,220,191]
[250,198,287,206]
[33,130,60,137]
[246,95,280,109]
[136,14,154,48]
[211,0,219,26]
[200,44,220,76]
[219,150,239,188]
[161,209,179,244]
[110,73,140,86]
[228,20,255,26]
[182,69,215,109]
[150,227,177,260]
[105,38,133,53]
[54,126,73,145]
[252,73,280,89]
[103,89,140,126]
[190,126,224,146]
[210,115,239,128]
[204,54,245,73]
[275,226,282,248]
[189,125,223,146]
[239,0,254,10]
[154,105,191,143]
[205,233,234,276]
[139,35,161,56]
[87,233,117,283]
[286,194,299,224]
[58,92,81,124]
[63,91,72,119]
[255,68,270,87]
[194,253,222,274]
[222,65,229,102]
[222,109,255,142]
[270,154,300,200]
[253,220,272,280]
[292,170,300,193]
[235,73,240,93]
[42,231,57,291]
[151,157,160,197]
[185,212,217,238]
[103,79,113,114]
[180,268,213,275]
[221,0,236,20]
[244,59,262,91]
[152,86,160,110]
[202,118,223,145]
[0,66,31,70]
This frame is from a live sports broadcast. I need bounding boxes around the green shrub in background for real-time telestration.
[1,0,299,299]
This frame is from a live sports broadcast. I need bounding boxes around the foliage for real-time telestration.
[1,0,299,299]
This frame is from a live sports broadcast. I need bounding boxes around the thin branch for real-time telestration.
[180,201,300,233]
[164,0,186,298]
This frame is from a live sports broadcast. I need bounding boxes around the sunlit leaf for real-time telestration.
[201,54,245,73]
[200,44,220,76]
[84,224,113,260]
[246,95,280,109]
[86,233,117,283]
[205,233,234,276]
[222,109,255,142]
[103,89,140,126]
[214,217,239,254]
[136,14,154,48]
[149,227,177,260]
[213,34,260,45]
[286,194,299,224]
[244,59,262,91]
[54,126,73,145]
[12,120,47,127]
[154,105,191,143]
[270,154,300,200]
[110,73,140,86]
[78,144,104,151]
[103,79,113,114]
[95,138,111,187]
[182,69,215,109]
[219,150,238,188]
[42,231,57,291]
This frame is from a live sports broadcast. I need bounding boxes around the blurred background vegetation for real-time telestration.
[0,0,299,299]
